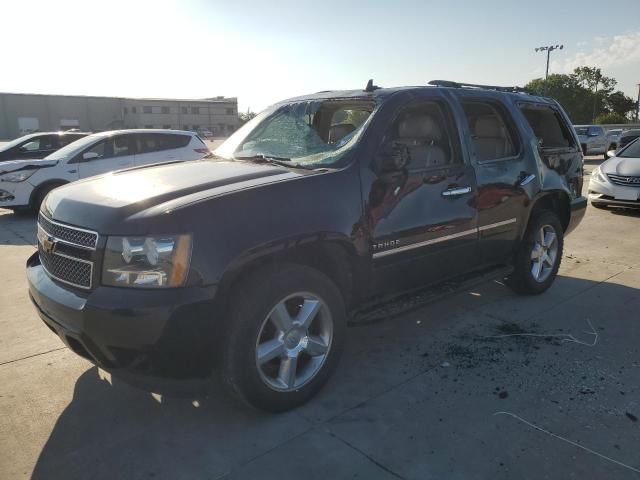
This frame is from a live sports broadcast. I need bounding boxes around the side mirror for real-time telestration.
[606,150,616,158]
[82,151,100,161]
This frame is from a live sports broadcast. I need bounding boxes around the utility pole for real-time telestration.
[535,44,564,96]
[591,70,602,123]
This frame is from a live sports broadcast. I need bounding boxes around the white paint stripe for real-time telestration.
[372,218,517,259]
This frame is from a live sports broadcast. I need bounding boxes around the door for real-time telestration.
[134,133,191,166]
[76,135,135,178]
[364,95,479,295]
[456,97,531,266]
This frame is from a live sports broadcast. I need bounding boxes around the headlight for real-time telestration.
[591,167,607,183]
[102,234,192,288]
[0,170,36,182]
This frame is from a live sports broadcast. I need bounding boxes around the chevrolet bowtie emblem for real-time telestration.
[41,235,56,254]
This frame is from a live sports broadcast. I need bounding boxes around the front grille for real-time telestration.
[38,213,98,249]
[37,214,98,289]
[607,174,640,187]
[38,244,93,289]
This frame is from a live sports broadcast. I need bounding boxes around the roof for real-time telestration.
[89,129,197,137]
[276,84,552,105]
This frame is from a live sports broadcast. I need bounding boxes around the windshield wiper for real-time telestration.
[234,154,309,169]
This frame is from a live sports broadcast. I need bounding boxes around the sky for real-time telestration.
[1,0,639,113]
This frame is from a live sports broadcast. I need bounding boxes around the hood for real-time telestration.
[44,159,302,230]
[0,159,58,173]
[601,156,640,176]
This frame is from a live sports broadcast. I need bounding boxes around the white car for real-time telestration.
[0,129,210,211]
[589,139,640,209]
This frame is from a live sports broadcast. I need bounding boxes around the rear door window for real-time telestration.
[461,101,518,162]
[519,105,575,149]
[137,133,191,153]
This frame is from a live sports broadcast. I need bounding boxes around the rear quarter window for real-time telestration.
[138,133,191,153]
[519,104,575,149]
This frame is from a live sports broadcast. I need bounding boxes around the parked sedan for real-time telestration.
[617,129,640,151]
[589,138,640,209]
[575,125,609,159]
[0,131,90,162]
[0,129,210,212]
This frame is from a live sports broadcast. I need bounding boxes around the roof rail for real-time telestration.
[428,80,528,93]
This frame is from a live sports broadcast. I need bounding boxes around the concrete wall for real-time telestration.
[0,93,239,139]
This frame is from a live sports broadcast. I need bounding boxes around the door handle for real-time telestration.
[441,186,472,197]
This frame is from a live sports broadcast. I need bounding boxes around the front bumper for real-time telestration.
[27,252,220,392]
[0,182,31,207]
[588,177,640,209]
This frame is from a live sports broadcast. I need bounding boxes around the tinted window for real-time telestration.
[58,134,84,147]
[519,105,575,149]
[462,101,517,161]
[143,106,152,114]
[181,106,188,114]
[191,107,200,114]
[588,126,603,136]
[132,106,137,114]
[137,133,191,153]
[378,101,459,172]
[161,106,170,114]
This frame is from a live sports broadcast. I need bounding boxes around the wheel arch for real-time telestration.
[216,236,361,312]
[524,190,571,235]
[29,179,69,210]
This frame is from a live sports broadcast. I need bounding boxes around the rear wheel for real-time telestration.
[221,264,346,412]
[508,210,564,295]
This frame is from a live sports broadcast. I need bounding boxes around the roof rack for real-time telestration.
[428,80,528,93]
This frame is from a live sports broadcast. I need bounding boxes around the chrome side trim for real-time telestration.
[372,228,477,259]
[478,218,517,231]
[372,218,518,259]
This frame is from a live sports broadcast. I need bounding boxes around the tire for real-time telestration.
[507,210,564,295]
[221,263,346,412]
[32,183,64,213]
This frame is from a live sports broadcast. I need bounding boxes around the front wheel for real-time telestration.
[507,210,564,295]
[221,264,346,412]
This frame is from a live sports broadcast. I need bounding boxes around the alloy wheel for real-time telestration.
[530,224,558,283]
[255,292,333,392]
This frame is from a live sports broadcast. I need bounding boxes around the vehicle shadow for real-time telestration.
[0,208,37,246]
[30,367,305,480]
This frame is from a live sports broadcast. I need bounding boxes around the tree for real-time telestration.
[524,67,632,124]
[595,112,627,124]
[239,111,257,126]
[604,91,636,119]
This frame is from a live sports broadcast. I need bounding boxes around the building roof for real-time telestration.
[0,91,236,104]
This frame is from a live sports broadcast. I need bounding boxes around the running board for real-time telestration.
[350,265,514,325]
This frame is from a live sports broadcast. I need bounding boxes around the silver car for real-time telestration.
[589,138,640,209]
[575,125,610,159]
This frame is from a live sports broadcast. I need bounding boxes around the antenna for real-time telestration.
[364,79,380,92]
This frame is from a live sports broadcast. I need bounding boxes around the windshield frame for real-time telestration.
[214,98,378,170]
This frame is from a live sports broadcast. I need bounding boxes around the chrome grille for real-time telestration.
[38,213,98,249]
[38,244,93,289]
[37,215,98,289]
[607,174,640,187]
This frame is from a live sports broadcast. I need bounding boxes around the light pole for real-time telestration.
[636,83,640,122]
[535,44,564,96]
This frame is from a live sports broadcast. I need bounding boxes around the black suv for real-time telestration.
[0,131,89,162]
[27,81,586,411]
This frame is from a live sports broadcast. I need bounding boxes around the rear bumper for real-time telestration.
[566,196,587,235]
[27,252,221,393]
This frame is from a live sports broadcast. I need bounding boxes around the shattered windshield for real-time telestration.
[215,99,376,168]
